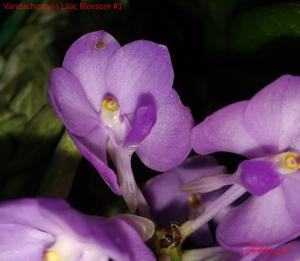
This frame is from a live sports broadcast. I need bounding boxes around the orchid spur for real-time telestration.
[48,30,193,212]
[0,198,155,261]
[180,75,300,253]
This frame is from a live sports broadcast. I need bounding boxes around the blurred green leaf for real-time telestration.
[0,105,63,198]
[0,0,46,50]
[9,74,48,120]
[229,3,300,53]
[38,131,81,198]
[16,105,63,163]
[0,113,27,137]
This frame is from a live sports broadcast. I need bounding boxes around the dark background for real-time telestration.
[1,0,300,216]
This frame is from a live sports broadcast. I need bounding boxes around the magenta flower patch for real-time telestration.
[48,31,193,211]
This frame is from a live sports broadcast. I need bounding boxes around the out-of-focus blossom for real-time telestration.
[48,30,193,211]
[182,75,300,252]
[144,155,227,246]
[0,198,155,261]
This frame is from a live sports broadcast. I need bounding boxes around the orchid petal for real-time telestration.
[124,94,156,147]
[244,75,300,153]
[63,30,120,111]
[217,186,300,250]
[192,101,265,158]
[116,214,155,241]
[182,174,234,194]
[70,126,121,195]
[137,90,193,171]
[48,68,99,137]
[0,224,54,261]
[0,199,93,250]
[106,40,173,114]
[282,173,300,225]
[89,217,156,261]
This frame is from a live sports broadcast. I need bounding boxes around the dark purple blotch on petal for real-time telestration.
[240,160,282,196]
[124,94,157,147]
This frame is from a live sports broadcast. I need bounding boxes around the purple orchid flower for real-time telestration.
[48,30,193,211]
[180,75,300,252]
[144,155,229,246]
[0,198,155,261]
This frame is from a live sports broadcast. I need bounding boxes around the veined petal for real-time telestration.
[182,174,235,194]
[0,199,91,236]
[0,224,54,261]
[48,68,99,137]
[70,125,121,195]
[192,101,265,158]
[217,186,300,251]
[244,75,300,152]
[63,30,120,111]
[124,94,156,147]
[282,172,300,225]
[106,40,173,114]
[137,90,193,171]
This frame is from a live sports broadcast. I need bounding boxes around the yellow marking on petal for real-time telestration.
[283,152,300,171]
[43,250,61,261]
[277,152,300,175]
[101,96,119,112]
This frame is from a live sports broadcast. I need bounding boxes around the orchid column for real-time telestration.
[48,31,193,212]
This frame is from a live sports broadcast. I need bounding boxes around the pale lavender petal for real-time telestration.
[0,224,54,261]
[137,90,193,171]
[192,101,265,158]
[124,94,157,147]
[182,174,234,194]
[116,214,155,241]
[244,75,300,152]
[282,172,300,225]
[0,199,91,236]
[63,30,120,111]
[70,125,121,195]
[48,68,99,137]
[106,40,173,114]
[89,217,156,261]
[0,199,60,233]
[217,186,300,250]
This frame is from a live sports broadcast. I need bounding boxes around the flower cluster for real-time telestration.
[3,30,300,260]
